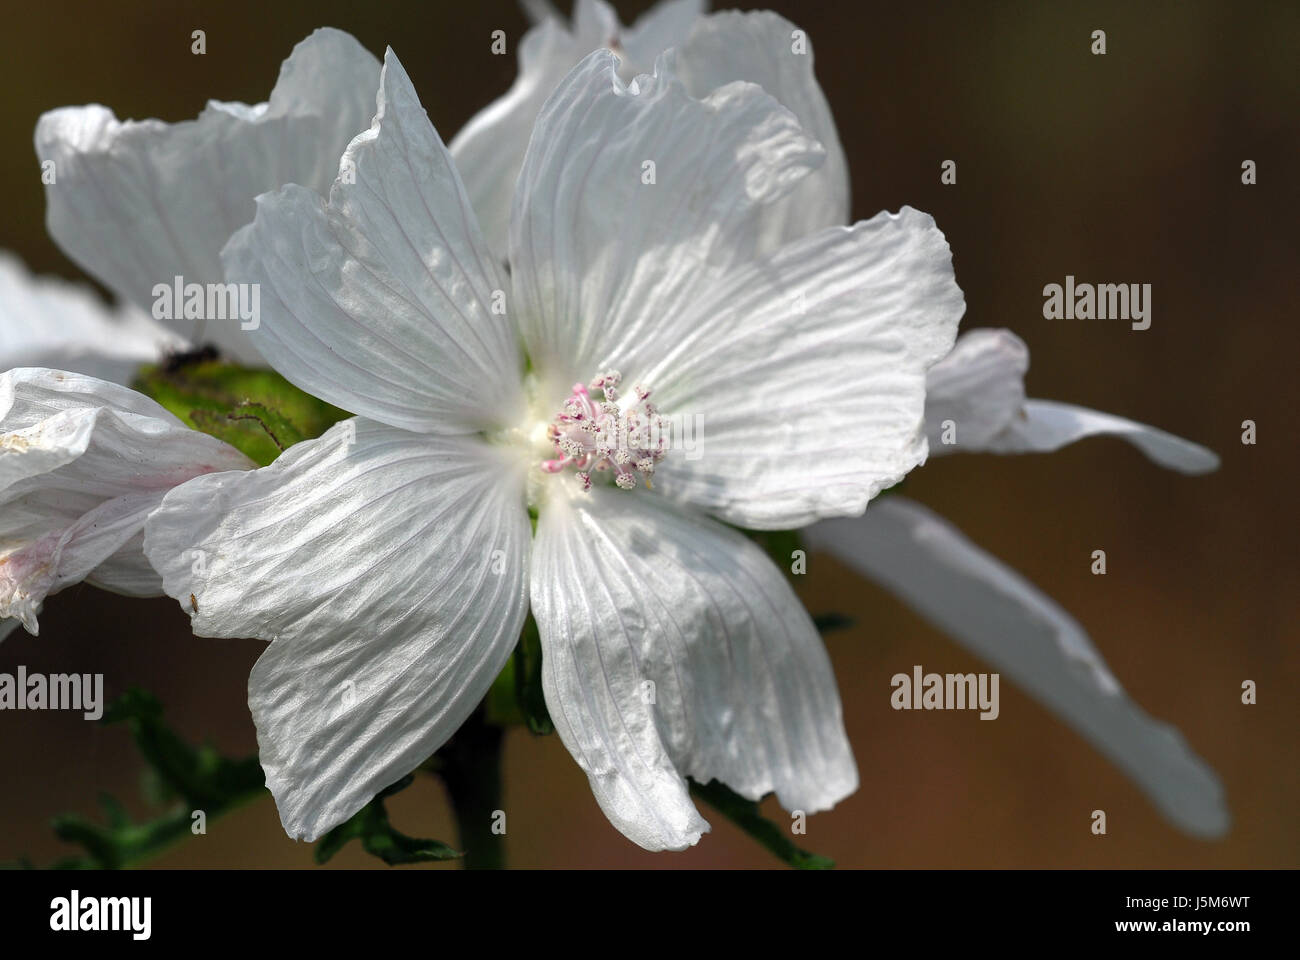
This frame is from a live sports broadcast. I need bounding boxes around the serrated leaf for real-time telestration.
[314,775,460,866]
[20,690,268,869]
[104,688,264,811]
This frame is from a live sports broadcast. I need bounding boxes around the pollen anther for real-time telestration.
[541,369,668,492]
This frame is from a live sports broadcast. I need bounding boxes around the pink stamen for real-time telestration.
[540,369,667,492]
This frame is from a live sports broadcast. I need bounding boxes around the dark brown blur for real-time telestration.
[0,1,1295,868]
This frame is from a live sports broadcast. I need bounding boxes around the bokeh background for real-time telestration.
[0,0,1295,868]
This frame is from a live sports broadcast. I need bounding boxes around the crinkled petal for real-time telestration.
[465,3,849,264]
[35,28,380,362]
[510,48,827,396]
[0,252,179,384]
[620,0,708,68]
[924,328,1029,451]
[532,485,857,851]
[803,496,1229,838]
[451,0,629,258]
[926,328,1219,472]
[0,492,161,632]
[674,10,849,251]
[649,208,963,528]
[142,419,530,840]
[224,49,523,434]
[0,368,251,632]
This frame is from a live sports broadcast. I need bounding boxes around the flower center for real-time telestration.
[540,370,667,491]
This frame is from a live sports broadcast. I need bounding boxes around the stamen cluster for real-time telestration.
[541,370,668,491]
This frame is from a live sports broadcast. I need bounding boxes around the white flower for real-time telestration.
[141,48,963,849]
[0,252,180,384]
[452,2,848,260]
[464,7,1231,836]
[0,368,252,636]
[35,29,381,362]
[30,7,1227,843]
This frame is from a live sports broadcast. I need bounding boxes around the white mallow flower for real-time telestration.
[452,1,848,259]
[0,252,181,385]
[35,28,382,363]
[804,328,1228,837]
[140,48,964,849]
[466,11,1226,839]
[0,368,253,638]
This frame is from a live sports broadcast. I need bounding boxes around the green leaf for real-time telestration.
[314,775,460,866]
[103,689,264,812]
[689,779,835,870]
[10,689,268,869]
[190,401,306,460]
[133,358,349,466]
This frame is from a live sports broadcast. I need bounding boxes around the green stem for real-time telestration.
[437,710,506,870]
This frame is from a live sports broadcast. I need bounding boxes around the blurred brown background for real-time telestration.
[0,0,1295,868]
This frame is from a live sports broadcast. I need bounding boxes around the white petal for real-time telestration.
[650,208,963,529]
[450,0,630,258]
[0,252,179,384]
[924,328,1029,451]
[35,29,380,362]
[449,18,576,261]
[532,485,857,851]
[142,420,531,840]
[926,328,1219,472]
[520,0,562,26]
[619,0,709,68]
[223,49,523,435]
[0,368,251,632]
[803,497,1229,838]
[570,0,622,47]
[0,492,162,632]
[674,10,850,250]
[510,48,827,395]
[988,400,1220,474]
